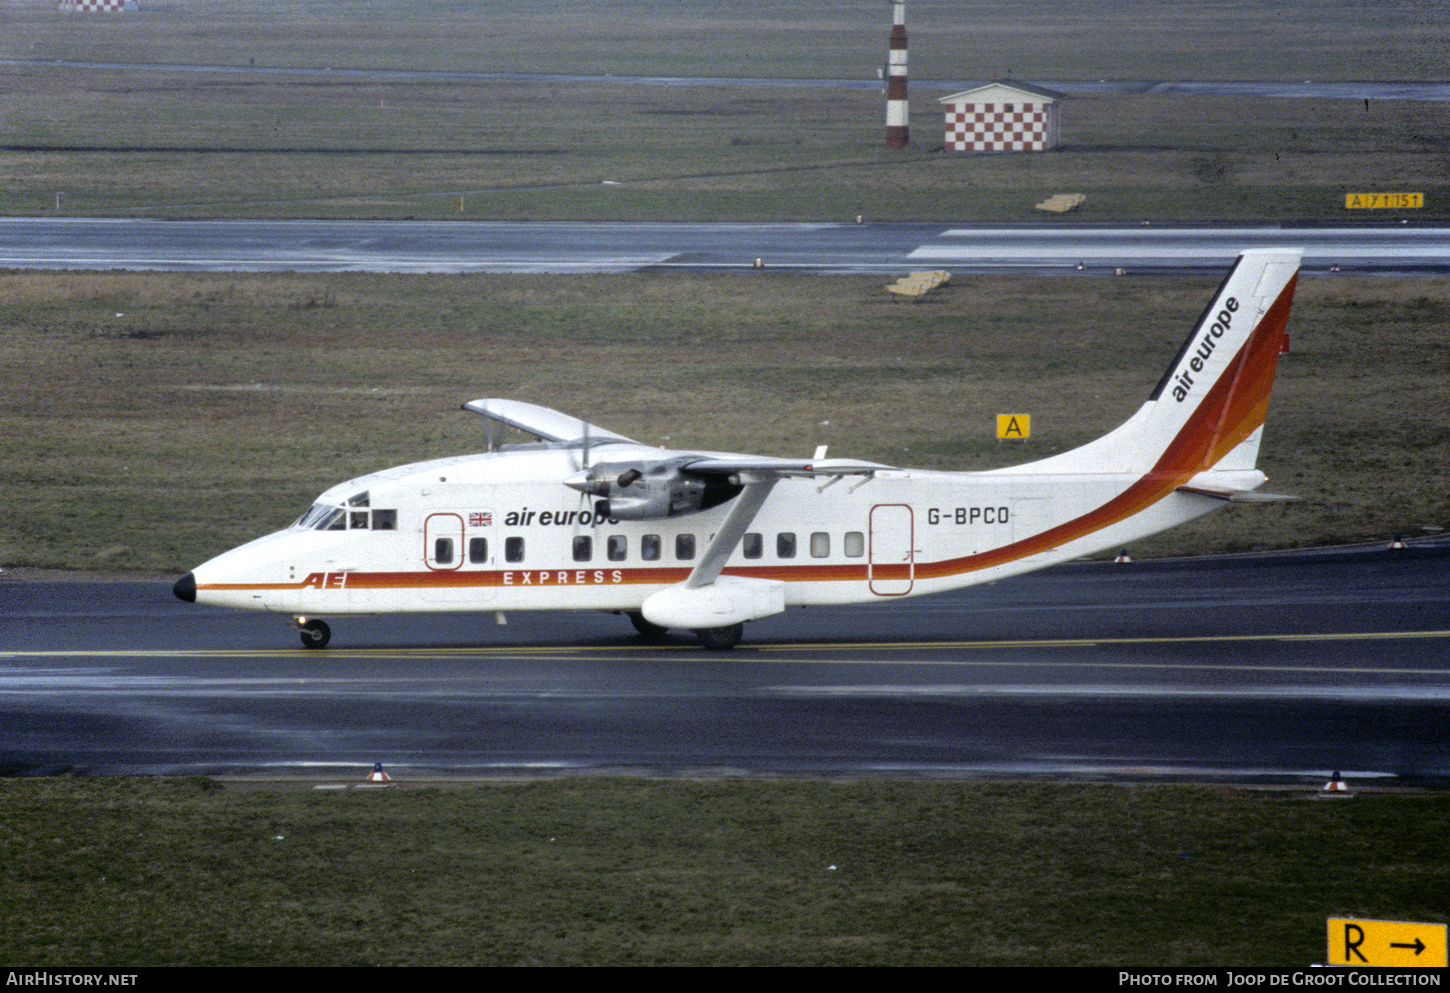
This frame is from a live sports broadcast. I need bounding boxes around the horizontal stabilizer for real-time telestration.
[1176,484,1300,503]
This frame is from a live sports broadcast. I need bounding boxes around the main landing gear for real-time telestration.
[624,613,744,650]
[693,623,743,651]
[295,617,331,650]
[626,611,669,639]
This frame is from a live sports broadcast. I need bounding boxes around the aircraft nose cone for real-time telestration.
[173,572,196,603]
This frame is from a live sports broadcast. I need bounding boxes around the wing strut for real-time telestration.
[684,474,779,589]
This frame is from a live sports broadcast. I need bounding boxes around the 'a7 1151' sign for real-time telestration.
[1344,192,1424,209]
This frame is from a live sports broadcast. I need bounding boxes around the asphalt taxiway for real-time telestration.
[3,218,1449,275]
[2,540,1446,784]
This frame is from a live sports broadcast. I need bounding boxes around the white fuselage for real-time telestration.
[188,440,1241,618]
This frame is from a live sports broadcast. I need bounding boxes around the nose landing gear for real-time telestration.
[295,617,332,650]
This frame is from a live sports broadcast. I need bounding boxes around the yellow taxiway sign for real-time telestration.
[1327,917,1447,968]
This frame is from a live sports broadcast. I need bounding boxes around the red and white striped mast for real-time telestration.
[885,0,909,148]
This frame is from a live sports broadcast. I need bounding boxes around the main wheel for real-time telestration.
[627,611,669,639]
[694,623,743,650]
[299,619,331,650]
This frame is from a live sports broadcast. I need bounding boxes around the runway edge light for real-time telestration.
[1320,770,1350,795]
[367,761,391,783]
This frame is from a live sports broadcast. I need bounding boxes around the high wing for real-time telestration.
[678,455,890,479]
[461,398,640,447]
[463,398,889,478]
[466,397,891,521]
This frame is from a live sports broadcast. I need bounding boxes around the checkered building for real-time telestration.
[59,0,136,11]
[939,81,1062,153]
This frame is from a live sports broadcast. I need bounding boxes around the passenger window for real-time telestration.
[777,533,796,559]
[642,535,661,561]
[844,531,865,557]
[505,537,525,562]
[676,534,695,560]
[573,536,592,562]
[434,537,454,565]
[469,537,488,564]
[607,535,628,561]
[742,533,762,559]
[810,532,830,558]
[372,509,397,531]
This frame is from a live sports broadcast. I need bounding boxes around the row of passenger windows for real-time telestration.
[433,531,869,566]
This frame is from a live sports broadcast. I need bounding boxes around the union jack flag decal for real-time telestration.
[468,512,493,527]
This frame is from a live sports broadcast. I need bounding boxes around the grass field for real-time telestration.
[2,5,1446,968]
[0,268,1445,574]
[7,0,1448,83]
[1,777,1446,966]
[2,1,1449,220]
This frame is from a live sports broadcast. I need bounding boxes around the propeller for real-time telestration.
[570,420,607,523]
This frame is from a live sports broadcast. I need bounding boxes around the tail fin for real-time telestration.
[1138,247,1300,472]
[1014,248,1300,477]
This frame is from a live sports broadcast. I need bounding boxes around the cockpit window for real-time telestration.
[295,501,394,531]
[294,503,333,529]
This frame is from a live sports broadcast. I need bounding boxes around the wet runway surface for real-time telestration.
[3,218,1449,276]
[3,541,1447,783]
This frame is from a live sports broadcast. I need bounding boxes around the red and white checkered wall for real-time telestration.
[944,102,1057,153]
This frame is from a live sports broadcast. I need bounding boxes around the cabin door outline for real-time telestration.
[424,513,465,571]
[868,503,914,596]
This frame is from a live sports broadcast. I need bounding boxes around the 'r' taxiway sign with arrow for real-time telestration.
[1327,918,1447,968]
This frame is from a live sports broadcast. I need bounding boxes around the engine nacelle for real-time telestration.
[563,459,741,520]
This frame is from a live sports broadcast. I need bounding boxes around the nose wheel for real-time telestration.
[296,618,331,650]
